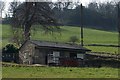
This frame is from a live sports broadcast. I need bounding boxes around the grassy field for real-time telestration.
[2,66,118,78]
[30,25,118,45]
[1,25,119,78]
[1,24,119,54]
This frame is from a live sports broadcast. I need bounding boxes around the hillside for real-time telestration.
[1,24,118,54]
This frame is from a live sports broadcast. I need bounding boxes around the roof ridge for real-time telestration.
[19,40,91,51]
[30,40,82,46]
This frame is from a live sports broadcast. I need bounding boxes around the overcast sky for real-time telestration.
[3,0,116,4]
[2,0,119,18]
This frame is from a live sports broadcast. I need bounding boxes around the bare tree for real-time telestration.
[10,2,60,46]
[8,1,22,46]
[0,1,5,18]
[0,1,5,12]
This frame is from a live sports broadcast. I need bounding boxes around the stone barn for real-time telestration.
[19,40,91,67]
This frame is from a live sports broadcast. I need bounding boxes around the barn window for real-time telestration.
[77,54,84,59]
[53,51,60,57]
[48,51,60,64]
[53,51,60,63]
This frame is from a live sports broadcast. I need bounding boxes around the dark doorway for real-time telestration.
[70,53,77,58]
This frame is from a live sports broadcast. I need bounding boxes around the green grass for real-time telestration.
[86,46,118,54]
[1,25,119,78]
[2,67,118,78]
[2,25,13,39]
[31,26,118,45]
[1,24,13,48]
[1,24,119,54]
[84,28,118,45]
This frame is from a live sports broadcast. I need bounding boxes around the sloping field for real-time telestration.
[1,24,119,54]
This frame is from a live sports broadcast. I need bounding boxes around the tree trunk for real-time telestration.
[24,22,31,41]
[23,2,32,41]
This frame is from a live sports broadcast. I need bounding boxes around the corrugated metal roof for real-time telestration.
[29,40,91,51]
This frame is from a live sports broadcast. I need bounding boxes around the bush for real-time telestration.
[2,44,19,63]
[69,36,79,44]
[2,44,18,53]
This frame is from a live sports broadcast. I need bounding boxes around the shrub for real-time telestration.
[69,36,79,44]
[2,44,19,63]
[2,44,18,53]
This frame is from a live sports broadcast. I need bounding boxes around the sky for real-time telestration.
[1,0,118,18]
[3,0,115,4]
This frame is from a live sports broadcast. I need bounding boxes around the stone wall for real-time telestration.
[19,41,35,64]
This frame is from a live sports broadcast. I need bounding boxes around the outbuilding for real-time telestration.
[19,40,91,67]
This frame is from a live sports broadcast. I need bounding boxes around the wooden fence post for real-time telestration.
[80,4,84,46]
[117,3,120,55]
